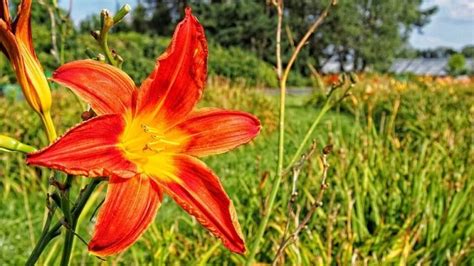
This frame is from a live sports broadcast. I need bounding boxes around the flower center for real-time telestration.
[118,114,188,171]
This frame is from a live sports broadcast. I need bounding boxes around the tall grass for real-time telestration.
[0,77,472,264]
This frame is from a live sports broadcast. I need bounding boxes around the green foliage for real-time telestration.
[208,45,277,87]
[447,53,467,76]
[1,3,280,88]
[417,46,456,58]
[3,32,279,89]
[194,0,436,72]
[95,0,437,76]
[192,0,275,61]
[311,0,437,71]
[461,45,474,58]
[2,0,441,92]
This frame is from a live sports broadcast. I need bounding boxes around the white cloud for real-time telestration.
[426,0,474,21]
[449,0,474,20]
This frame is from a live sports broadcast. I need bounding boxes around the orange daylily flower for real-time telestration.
[0,0,56,141]
[27,8,260,256]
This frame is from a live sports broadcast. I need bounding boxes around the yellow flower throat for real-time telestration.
[118,113,188,178]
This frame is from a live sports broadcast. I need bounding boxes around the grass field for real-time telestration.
[0,76,473,265]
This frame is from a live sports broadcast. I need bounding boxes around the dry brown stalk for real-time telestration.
[273,144,333,265]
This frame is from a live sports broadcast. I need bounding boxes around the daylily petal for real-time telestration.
[52,60,136,115]
[176,108,261,157]
[0,19,22,77]
[89,175,162,256]
[27,114,136,178]
[12,0,35,56]
[137,8,207,126]
[0,0,11,26]
[154,155,245,254]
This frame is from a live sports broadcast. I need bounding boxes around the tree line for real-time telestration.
[84,0,438,74]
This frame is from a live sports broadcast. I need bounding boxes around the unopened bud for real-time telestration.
[97,53,106,62]
[90,30,100,40]
[0,135,37,153]
[113,4,131,24]
[100,9,114,31]
[349,72,358,84]
[323,144,333,155]
[81,110,95,121]
[338,73,346,84]
[115,54,124,68]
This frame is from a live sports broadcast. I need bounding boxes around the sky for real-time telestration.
[59,0,474,50]
[409,0,474,49]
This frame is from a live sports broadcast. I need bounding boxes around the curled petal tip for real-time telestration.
[233,244,246,254]
[185,7,192,16]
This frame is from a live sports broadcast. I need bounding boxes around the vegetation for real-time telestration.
[124,0,437,72]
[447,53,468,76]
[1,75,473,264]
[1,0,442,90]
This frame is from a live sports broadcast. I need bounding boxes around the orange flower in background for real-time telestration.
[0,0,56,141]
[27,8,260,256]
[325,74,339,85]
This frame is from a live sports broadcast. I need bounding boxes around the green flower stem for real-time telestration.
[26,179,101,265]
[25,199,57,266]
[246,93,332,264]
[40,112,57,143]
[246,79,287,264]
[99,32,117,67]
[246,1,334,262]
[60,175,74,266]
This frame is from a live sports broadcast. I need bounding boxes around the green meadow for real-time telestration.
[1,77,472,264]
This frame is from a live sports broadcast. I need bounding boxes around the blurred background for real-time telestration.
[1,0,473,88]
[0,0,473,265]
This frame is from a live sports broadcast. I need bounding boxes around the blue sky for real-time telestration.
[60,0,474,50]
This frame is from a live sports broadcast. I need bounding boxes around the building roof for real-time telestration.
[321,57,474,76]
[390,58,474,76]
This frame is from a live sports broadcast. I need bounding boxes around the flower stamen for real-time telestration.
[139,123,181,154]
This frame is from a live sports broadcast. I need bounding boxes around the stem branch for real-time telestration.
[273,145,332,264]
[246,2,334,263]
[26,179,101,265]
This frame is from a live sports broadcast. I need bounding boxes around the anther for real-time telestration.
[141,124,164,135]
[143,144,164,153]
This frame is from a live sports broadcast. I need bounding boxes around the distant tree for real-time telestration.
[396,45,418,59]
[461,45,474,58]
[308,0,438,71]
[79,14,101,33]
[447,53,467,76]
[131,3,150,33]
[418,46,456,58]
[192,0,275,60]
[127,0,437,73]
[146,0,174,35]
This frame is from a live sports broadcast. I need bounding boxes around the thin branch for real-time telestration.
[273,144,333,265]
[280,0,337,86]
[246,1,335,263]
[274,141,317,265]
[273,0,283,80]
[38,0,60,64]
